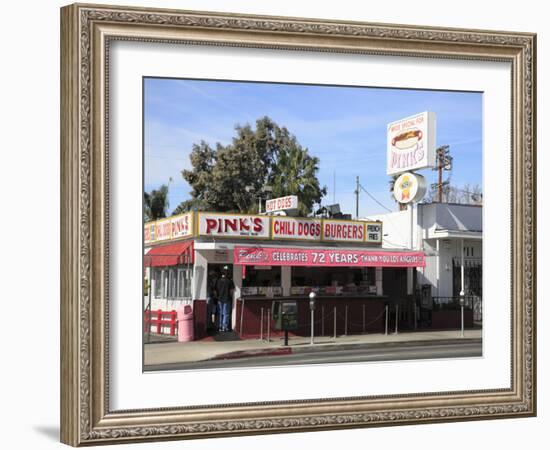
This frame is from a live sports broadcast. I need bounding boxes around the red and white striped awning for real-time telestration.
[144,240,194,267]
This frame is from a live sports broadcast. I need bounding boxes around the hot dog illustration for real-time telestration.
[391,128,423,150]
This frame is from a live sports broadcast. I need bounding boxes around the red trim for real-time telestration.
[144,240,194,267]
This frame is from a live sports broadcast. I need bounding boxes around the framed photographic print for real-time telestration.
[60,3,536,446]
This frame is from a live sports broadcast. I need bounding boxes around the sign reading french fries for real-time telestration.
[387,111,436,175]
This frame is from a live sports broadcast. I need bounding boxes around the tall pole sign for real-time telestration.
[387,111,436,206]
[387,111,436,176]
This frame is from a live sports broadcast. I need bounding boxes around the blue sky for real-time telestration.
[144,78,482,217]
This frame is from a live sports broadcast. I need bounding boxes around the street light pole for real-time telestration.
[460,238,465,338]
[461,302,465,338]
[309,292,317,345]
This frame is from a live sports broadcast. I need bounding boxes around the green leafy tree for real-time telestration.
[171,198,207,215]
[144,184,169,221]
[268,132,326,216]
[178,117,326,214]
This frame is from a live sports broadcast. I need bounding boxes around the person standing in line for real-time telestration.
[206,270,218,333]
[216,267,234,332]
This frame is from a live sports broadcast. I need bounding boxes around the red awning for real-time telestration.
[144,240,194,267]
[234,246,425,268]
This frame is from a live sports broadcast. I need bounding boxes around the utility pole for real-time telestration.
[355,176,360,219]
[437,157,443,202]
[333,170,336,204]
[433,145,452,203]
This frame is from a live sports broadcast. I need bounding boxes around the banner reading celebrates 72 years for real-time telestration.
[234,246,426,268]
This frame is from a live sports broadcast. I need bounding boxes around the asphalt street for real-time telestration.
[145,340,482,371]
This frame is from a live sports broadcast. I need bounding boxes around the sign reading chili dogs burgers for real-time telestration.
[387,111,436,175]
[322,219,365,243]
[272,217,322,241]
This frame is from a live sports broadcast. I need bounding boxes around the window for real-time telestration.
[242,266,281,288]
[153,266,192,299]
[153,269,163,298]
[168,268,176,298]
[177,268,191,298]
[291,267,375,295]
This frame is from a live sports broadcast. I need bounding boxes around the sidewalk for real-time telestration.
[144,329,482,367]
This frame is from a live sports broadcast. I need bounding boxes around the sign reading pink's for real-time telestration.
[234,246,426,268]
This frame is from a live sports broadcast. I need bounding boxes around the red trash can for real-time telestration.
[176,304,194,342]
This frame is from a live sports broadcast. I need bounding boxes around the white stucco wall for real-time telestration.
[367,204,483,297]
[367,208,416,249]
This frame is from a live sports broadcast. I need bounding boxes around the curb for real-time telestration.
[207,337,481,361]
[291,337,482,354]
[209,347,293,361]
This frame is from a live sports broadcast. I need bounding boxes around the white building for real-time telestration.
[368,203,482,300]
[143,211,427,337]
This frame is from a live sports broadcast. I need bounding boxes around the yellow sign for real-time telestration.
[144,212,382,246]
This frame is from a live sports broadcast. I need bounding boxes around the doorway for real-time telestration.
[206,264,238,339]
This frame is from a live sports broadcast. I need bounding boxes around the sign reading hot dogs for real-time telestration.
[198,213,270,238]
[387,111,436,175]
[234,246,425,268]
[265,195,298,213]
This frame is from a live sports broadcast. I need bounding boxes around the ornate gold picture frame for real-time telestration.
[60,3,536,446]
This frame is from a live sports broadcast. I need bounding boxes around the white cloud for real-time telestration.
[144,119,232,186]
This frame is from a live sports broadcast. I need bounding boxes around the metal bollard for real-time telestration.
[240,298,245,335]
[321,306,325,336]
[260,307,264,341]
[394,304,399,335]
[310,308,315,345]
[385,305,389,335]
[344,305,348,336]
[362,304,366,334]
[333,306,337,340]
[461,305,464,338]
[267,308,271,342]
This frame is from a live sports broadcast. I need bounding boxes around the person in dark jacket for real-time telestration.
[216,268,234,332]
[206,271,218,332]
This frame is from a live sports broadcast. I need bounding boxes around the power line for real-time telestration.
[358,184,393,213]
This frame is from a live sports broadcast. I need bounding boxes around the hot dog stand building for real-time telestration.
[144,210,427,339]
